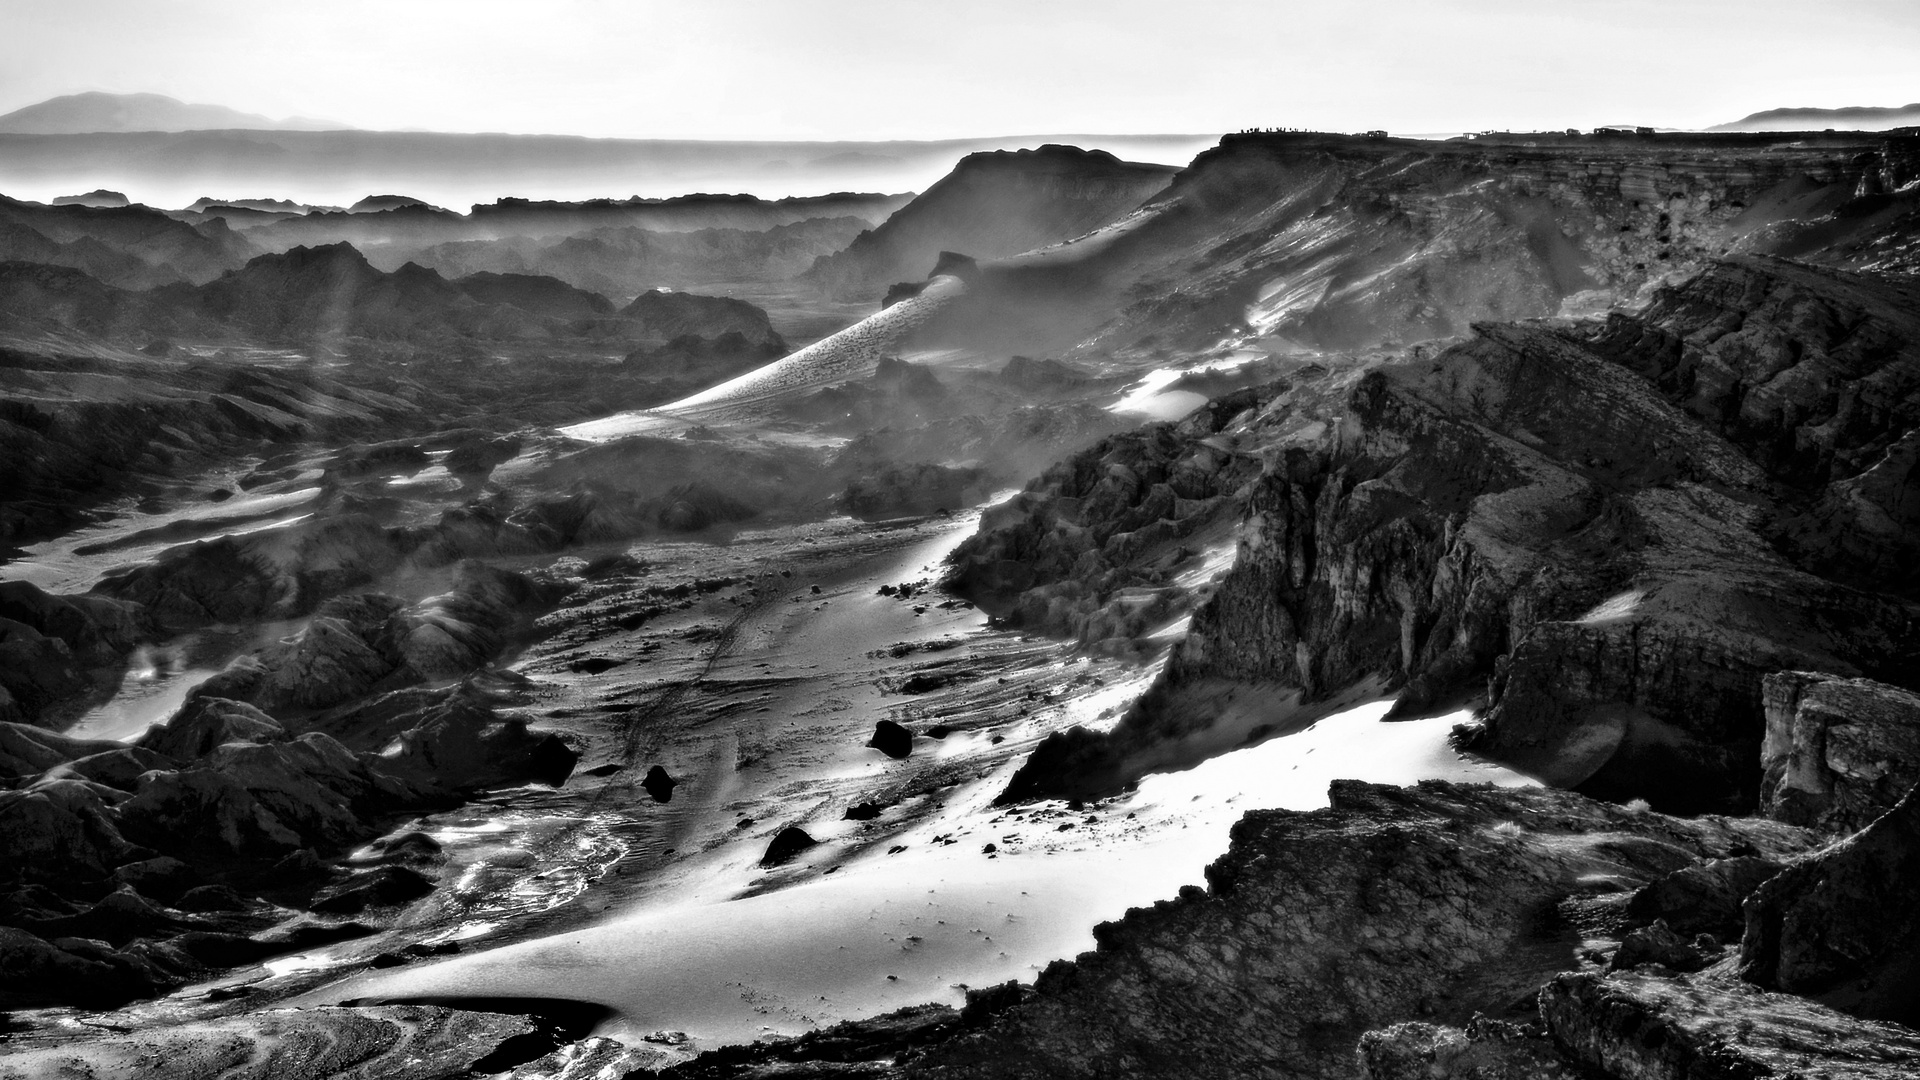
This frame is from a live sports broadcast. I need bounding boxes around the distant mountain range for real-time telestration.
[1712,103,1920,132]
[0,93,1217,210]
[0,92,348,134]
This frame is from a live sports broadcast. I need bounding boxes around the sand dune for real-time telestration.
[560,276,968,439]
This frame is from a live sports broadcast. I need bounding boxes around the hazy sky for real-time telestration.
[2,0,1917,138]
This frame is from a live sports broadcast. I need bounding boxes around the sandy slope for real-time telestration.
[326,698,1529,1046]
[560,277,969,439]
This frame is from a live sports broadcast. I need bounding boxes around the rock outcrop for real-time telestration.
[1759,671,1920,833]
[805,145,1176,300]
[1624,855,1784,939]
[1358,1018,1579,1080]
[1740,780,1920,1026]
[948,387,1274,651]
[1540,970,1920,1080]
[617,288,786,350]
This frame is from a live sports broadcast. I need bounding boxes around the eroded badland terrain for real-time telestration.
[3,129,1920,1079]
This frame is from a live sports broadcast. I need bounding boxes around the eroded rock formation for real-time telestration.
[982,259,1920,812]
[1759,671,1920,833]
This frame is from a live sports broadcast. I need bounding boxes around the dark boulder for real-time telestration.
[642,765,677,803]
[760,826,819,867]
[868,720,914,759]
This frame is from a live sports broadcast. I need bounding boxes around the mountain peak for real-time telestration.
[1711,102,1920,132]
[0,91,351,135]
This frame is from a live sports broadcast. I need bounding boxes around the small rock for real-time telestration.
[760,827,818,867]
[868,720,914,759]
[642,765,678,803]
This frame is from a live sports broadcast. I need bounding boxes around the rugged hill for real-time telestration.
[166,243,504,344]
[445,270,614,320]
[0,195,257,284]
[387,216,873,297]
[617,288,785,348]
[0,91,345,135]
[212,192,912,262]
[51,189,129,208]
[803,145,1178,299]
[893,129,1920,364]
[0,242,787,353]
[0,220,170,289]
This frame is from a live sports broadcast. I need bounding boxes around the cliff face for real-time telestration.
[971,258,1920,813]
[803,145,1177,299]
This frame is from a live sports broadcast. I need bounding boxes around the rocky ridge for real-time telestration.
[908,129,1920,369]
[969,258,1920,813]
[804,145,1177,300]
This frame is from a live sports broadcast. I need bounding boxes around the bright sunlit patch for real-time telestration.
[320,696,1531,1047]
[1576,589,1644,624]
